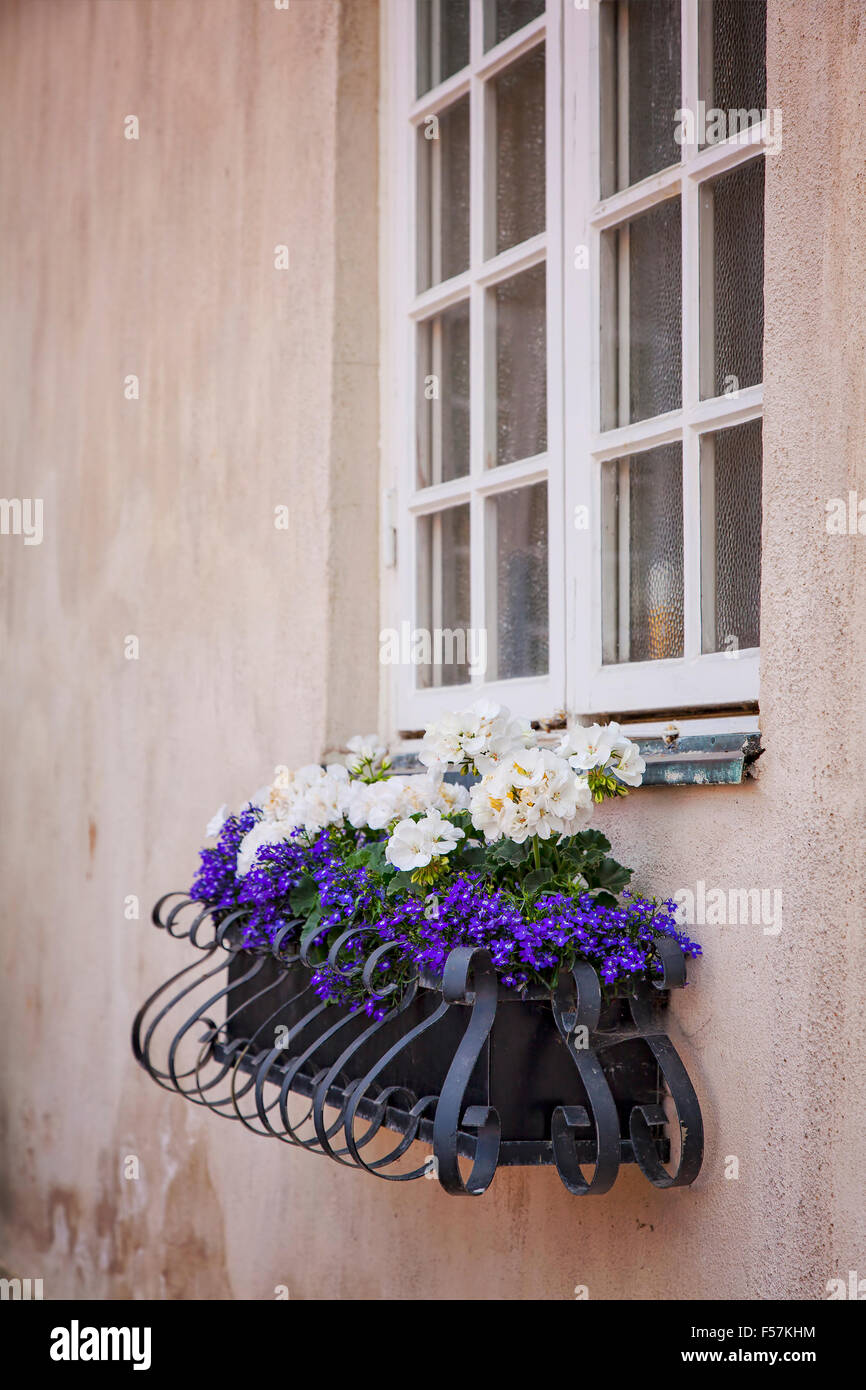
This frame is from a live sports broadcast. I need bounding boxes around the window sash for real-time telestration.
[385,0,565,732]
[563,0,766,718]
[383,0,767,738]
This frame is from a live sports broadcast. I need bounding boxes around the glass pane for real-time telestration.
[700,157,764,398]
[417,0,470,96]
[602,444,684,664]
[493,44,545,255]
[699,0,766,144]
[491,483,548,679]
[484,0,545,51]
[417,96,470,291]
[417,505,471,688]
[701,420,762,653]
[495,263,547,466]
[417,301,470,487]
[601,198,682,428]
[600,0,681,194]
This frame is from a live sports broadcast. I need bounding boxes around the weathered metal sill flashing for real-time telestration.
[638,733,762,786]
[391,733,763,787]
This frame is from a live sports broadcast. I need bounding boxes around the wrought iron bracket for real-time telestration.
[132,895,704,1196]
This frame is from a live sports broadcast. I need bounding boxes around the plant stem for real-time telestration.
[532,835,541,873]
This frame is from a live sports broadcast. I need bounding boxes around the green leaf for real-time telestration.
[291,874,319,916]
[299,905,324,950]
[570,829,612,855]
[455,844,486,868]
[587,856,633,894]
[347,841,387,874]
[591,890,620,909]
[523,868,554,896]
[489,838,533,866]
[386,870,422,898]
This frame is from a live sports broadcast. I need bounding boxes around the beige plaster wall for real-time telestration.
[0,0,863,1301]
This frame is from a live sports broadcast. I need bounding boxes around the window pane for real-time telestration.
[484,0,545,51]
[417,505,471,688]
[495,262,547,465]
[700,420,762,653]
[601,197,682,428]
[417,0,470,96]
[417,302,470,487]
[417,97,470,291]
[490,483,548,679]
[493,44,545,255]
[699,0,766,143]
[602,444,684,664]
[601,0,681,194]
[700,158,764,399]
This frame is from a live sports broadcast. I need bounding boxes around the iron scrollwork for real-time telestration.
[132,894,704,1196]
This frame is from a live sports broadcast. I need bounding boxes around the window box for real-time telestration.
[133,893,703,1197]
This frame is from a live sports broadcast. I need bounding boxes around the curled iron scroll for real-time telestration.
[432,947,501,1196]
[625,937,704,1188]
[550,962,621,1195]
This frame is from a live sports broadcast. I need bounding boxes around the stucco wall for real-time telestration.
[0,0,863,1301]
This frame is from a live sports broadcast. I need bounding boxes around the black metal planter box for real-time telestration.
[133,895,704,1196]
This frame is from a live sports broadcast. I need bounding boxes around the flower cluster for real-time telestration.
[385,807,465,871]
[308,882,700,1016]
[558,721,646,800]
[419,699,532,775]
[346,773,469,835]
[186,700,696,1013]
[469,747,593,843]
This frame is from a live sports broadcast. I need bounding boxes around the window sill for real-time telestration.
[390,732,763,787]
[636,732,762,786]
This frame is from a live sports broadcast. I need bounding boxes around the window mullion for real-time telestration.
[468,2,486,688]
[681,0,701,662]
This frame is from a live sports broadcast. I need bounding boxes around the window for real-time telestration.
[382,0,767,734]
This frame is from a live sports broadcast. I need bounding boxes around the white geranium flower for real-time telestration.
[419,699,532,774]
[433,777,471,816]
[344,734,389,778]
[297,764,350,832]
[385,818,434,872]
[346,771,469,832]
[557,723,619,772]
[470,748,592,843]
[206,804,230,838]
[422,806,465,857]
[250,765,317,824]
[608,734,646,787]
[385,808,464,872]
[558,721,645,788]
[347,777,403,830]
[247,763,352,838]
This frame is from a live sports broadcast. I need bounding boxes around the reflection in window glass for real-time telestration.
[490,483,548,679]
[484,0,545,52]
[700,420,762,653]
[417,97,470,291]
[417,302,470,487]
[600,0,681,194]
[417,505,471,687]
[699,0,767,143]
[495,263,547,466]
[602,444,684,664]
[493,44,545,255]
[700,159,765,399]
[417,0,470,96]
[601,198,682,428]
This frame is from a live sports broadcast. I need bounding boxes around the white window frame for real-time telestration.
[380,0,768,740]
[381,0,565,735]
[565,0,768,718]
